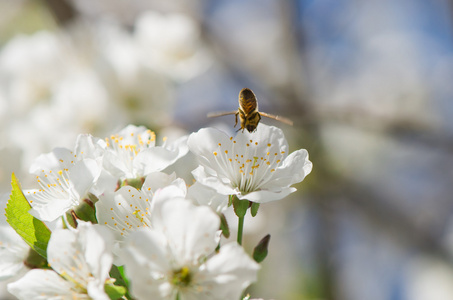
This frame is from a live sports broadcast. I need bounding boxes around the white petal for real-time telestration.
[121,228,173,299]
[153,198,220,265]
[0,227,29,280]
[74,133,106,160]
[133,139,187,175]
[103,149,135,178]
[70,158,101,199]
[47,224,112,297]
[187,182,229,213]
[197,243,260,299]
[188,127,232,162]
[267,149,312,188]
[7,269,79,300]
[29,148,74,174]
[96,186,152,241]
[191,166,237,195]
[78,223,114,296]
[28,194,75,222]
[238,187,296,203]
[142,171,186,197]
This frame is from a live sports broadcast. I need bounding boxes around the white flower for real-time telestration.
[25,148,101,222]
[121,195,259,300]
[96,173,186,242]
[102,124,188,180]
[7,222,113,300]
[188,124,313,203]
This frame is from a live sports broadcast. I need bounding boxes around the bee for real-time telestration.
[207,88,293,133]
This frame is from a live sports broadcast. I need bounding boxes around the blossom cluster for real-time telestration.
[2,123,312,300]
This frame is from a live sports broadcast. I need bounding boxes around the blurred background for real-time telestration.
[1,0,453,299]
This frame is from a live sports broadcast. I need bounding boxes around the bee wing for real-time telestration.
[207,111,237,118]
[260,112,293,126]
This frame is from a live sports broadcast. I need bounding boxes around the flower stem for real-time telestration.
[237,215,244,245]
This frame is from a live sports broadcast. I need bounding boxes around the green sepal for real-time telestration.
[105,283,127,300]
[109,265,128,288]
[228,195,233,207]
[73,197,98,223]
[24,247,50,270]
[5,173,51,258]
[219,213,230,238]
[250,202,260,217]
[232,196,248,218]
[121,177,145,190]
[253,234,271,263]
[108,265,131,300]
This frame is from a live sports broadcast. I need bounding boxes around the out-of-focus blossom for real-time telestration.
[0,30,111,169]
[134,11,211,81]
[7,222,113,300]
[188,124,312,203]
[121,195,259,300]
[93,21,175,127]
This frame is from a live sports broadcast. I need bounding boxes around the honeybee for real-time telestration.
[207,88,293,133]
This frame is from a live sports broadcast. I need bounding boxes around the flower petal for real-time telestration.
[187,181,229,213]
[191,166,237,195]
[238,187,296,203]
[197,243,260,299]
[121,228,173,299]
[133,135,189,175]
[267,149,313,188]
[142,171,186,197]
[7,269,77,300]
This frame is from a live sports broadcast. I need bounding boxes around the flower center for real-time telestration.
[27,168,79,206]
[212,137,286,194]
[171,266,192,288]
[105,130,156,161]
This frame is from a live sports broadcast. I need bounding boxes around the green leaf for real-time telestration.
[5,173,51,258]
[250,202,260,217]
[219,213,230,238]
[253,234,270,263]
[105,283,127,300]
[232,195,248,218]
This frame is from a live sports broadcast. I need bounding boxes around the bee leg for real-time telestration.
[234,112,239,127]
[254,113,261,132]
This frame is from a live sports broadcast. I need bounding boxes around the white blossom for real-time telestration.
[121,195,259,300]
[96,173,186,243]
[102,124,188,180]
[188,124,312,203]
[7,222,113,300]
[25,148,100,222]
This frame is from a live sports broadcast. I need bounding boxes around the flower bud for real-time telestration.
[253,234,271,263]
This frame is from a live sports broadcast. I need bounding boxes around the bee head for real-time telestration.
[246,124,257,132]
